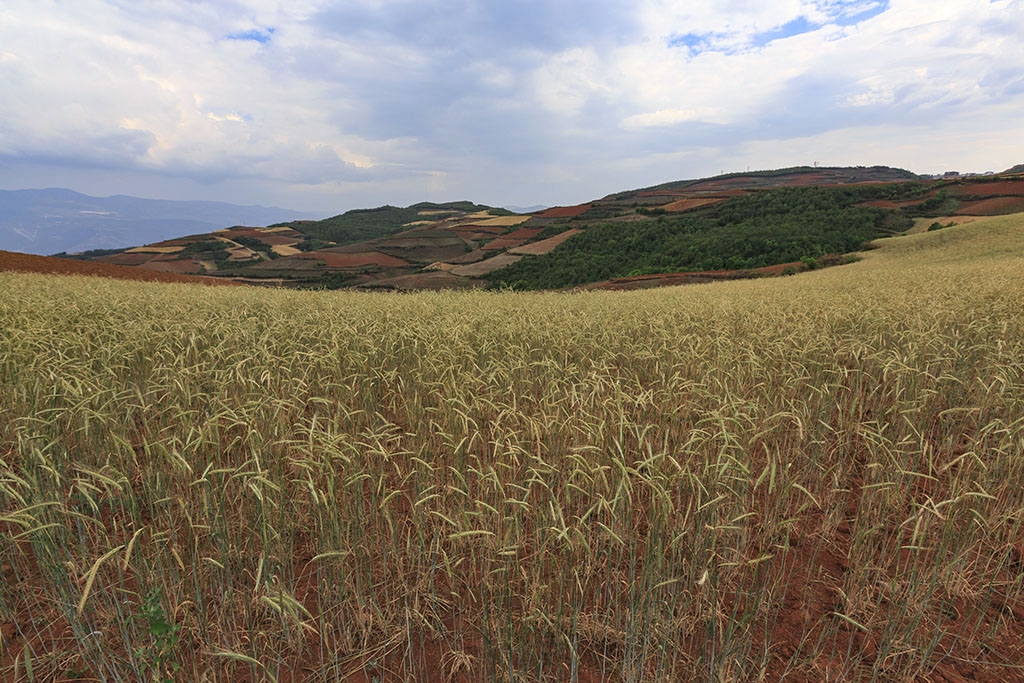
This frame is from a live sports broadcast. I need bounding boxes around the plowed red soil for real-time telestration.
[99,252,156,266]
[0,250,239,286]
[954,180,1024,196]
[534,204,591,218]
[139,259,203,274]
[955,196,1024,215]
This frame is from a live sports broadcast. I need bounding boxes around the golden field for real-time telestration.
[1,215,1023,681]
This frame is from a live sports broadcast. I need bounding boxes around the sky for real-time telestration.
[1,0,1022,215]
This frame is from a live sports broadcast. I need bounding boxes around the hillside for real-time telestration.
[60,166,1024,292]
[1005,163,1024,174]
[2,213,1023,680]
[0,188,314,254]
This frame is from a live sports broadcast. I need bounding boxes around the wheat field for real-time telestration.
[1,215,1023,681]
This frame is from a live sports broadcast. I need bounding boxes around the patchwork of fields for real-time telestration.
[2,214,1023,680]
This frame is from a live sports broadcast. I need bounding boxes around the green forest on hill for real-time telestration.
[273,201,502,245]
[489,183,925,290]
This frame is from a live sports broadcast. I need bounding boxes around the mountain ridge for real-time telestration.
[0,188,316,254]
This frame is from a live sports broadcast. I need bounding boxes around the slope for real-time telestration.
[2,214,1023,681]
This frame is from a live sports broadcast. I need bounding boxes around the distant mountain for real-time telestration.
[504,205,550,214]
[1005,164,1024,174]
[0,188,316,254]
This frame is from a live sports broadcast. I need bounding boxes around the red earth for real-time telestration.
[0,250,240,286]
[955,196,1024,215]
[954,180,1024,196]
[534,203,591,218]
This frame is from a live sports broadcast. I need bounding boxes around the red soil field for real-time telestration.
[308,251,410,268]
[502,227,545,240]
[139,259,204,274]
[534,203,591,218]
[954,180,1024,196]
[661,197,725,212]
[0,250,239,286]
[100,252,157,266]
[955,196,1024,215]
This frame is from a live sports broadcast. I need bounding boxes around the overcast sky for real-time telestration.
[1,0,1022,215]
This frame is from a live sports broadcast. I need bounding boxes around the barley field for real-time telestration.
[2,215,1023,682]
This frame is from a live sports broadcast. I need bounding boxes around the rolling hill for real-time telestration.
[2,209,1023,681]
[28,165,1024,292]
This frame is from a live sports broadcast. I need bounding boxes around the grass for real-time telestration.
[1,215,1023,681]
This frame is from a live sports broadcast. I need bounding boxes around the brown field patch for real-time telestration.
[955,196,1024,215]
[451,230,498,242]
[480,238,528,251]
[0,250,239,285]
[502,227,545,240]
[661,197,726,212]
[534,203,591,218]
[139,259,204,274]
[444,248,490,265]
[462,216,531,228]
[99,252,158,266]
[508,229,581,255]
[954,180,1024,196]
[449,252,524,277]
[312,251,410,268]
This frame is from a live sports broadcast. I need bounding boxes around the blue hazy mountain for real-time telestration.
[0,188,317,254]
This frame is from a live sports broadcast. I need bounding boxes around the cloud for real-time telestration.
[0,0,1021,215]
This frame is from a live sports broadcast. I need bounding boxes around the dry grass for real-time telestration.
[1,215,1023,681]
[462,216,530,227]
[270,245,301,257]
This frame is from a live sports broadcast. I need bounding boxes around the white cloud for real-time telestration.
[0,0,1021,213]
